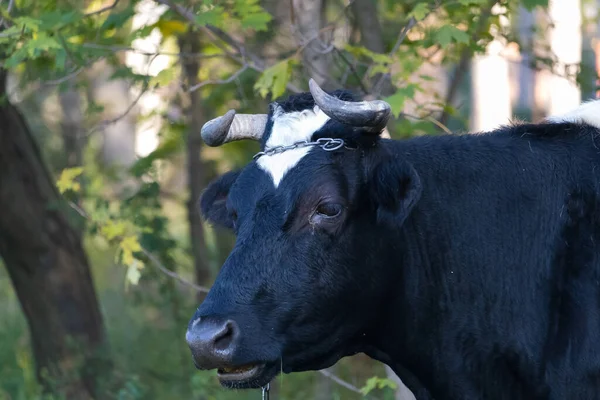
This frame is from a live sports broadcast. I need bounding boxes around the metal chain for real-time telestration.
[262,383,270,400]
[253,138,349,160]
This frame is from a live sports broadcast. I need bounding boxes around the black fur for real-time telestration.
[190,91,600,400]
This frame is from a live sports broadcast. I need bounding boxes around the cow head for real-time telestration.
[186,79,422,388]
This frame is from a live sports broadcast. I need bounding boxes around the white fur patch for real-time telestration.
[257,105,330,187]
[547,99,600,129]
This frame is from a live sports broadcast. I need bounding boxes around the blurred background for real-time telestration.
[0,0,598,399]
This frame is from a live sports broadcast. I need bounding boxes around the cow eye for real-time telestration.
[315,203,343,218]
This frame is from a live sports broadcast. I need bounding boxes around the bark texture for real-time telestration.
[350,0,393,96]
[0,69,107,399]
[178,31,211,292]
[292,0,334,88]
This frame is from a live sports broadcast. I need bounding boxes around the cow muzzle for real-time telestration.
[185,316,267,386]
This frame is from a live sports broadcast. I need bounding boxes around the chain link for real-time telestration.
[262,383,270,400]
[253,138,349,160]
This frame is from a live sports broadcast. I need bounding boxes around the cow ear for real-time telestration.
[200,170,241,229]
[369,158,422,227]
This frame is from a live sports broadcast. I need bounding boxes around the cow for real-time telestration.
[185,78,600,400]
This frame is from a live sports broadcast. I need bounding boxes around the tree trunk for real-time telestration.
[350,0,393,96]
[59,83,85,170]
[178,30,211,292]
[292,0,334,88]
[516,6,536,116]
[59,83,86,224]
[0,69,108,399]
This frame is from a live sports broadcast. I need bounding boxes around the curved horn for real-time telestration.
[201,110,268,147]
[308,78,391,134]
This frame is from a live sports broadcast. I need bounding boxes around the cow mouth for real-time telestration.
[217,363,274,387]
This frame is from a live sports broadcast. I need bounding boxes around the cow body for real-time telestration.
[186,87,600,400]
[365,123,600,399]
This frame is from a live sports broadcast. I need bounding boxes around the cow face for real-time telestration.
[185,84,422,388]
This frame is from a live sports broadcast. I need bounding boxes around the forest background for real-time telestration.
[0,0,598,399]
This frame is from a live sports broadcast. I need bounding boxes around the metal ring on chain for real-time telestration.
[253,138,351,160]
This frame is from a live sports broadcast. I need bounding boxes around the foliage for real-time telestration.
[360,376,398,396]
[0,0,595,398]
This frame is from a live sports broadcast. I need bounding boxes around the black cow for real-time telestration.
[186,79,600,400]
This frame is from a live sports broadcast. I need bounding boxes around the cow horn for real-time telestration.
[201,110,268,147]
[308,78,391,134]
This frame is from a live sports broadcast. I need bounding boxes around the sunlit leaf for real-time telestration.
[125,260,143,286]
[154,19,188,37]
[56,167,84,194]
[254,59,294,99]
[360,376,398,396]
[100,220,127,241]
[344,44,392,64]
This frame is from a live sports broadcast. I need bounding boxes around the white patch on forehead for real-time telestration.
[547,99,600,130]
[257,105,330,187]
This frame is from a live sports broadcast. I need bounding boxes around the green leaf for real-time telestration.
[101,5,135,30]
[154,19,188,37]
[409,3,429,20]
[240,11,272,31]
[26,33,63,57]
[195,6,225,26]
[54,48,67,70]
[383,85,418,117]
[233,0,272,31]
[120,235,142,267]
[150,67,177,88]
[344,44,392,65]
[254,59,294,99]
[38,10,81,30]
[434,25,469,48]
[520,0,549,10]
[56,167,84,194]
[100,220,127,241]
[360,376,398,396]
[12,16,42,32]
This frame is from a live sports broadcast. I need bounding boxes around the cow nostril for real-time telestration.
[213,320,237,351]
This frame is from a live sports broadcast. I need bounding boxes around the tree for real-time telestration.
[0,0,596,399]
[0,68,108,398]
[178,29,212,291]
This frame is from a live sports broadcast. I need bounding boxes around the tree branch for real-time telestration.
[86,81,147,137]
[84,0,120,17]
[154,0,302,93]
[371,16,418,97]
[81,42,228,58]
[318,370,363,395]
[141,248,210,293]
[67,201,210,293]
[187,64,249,92]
